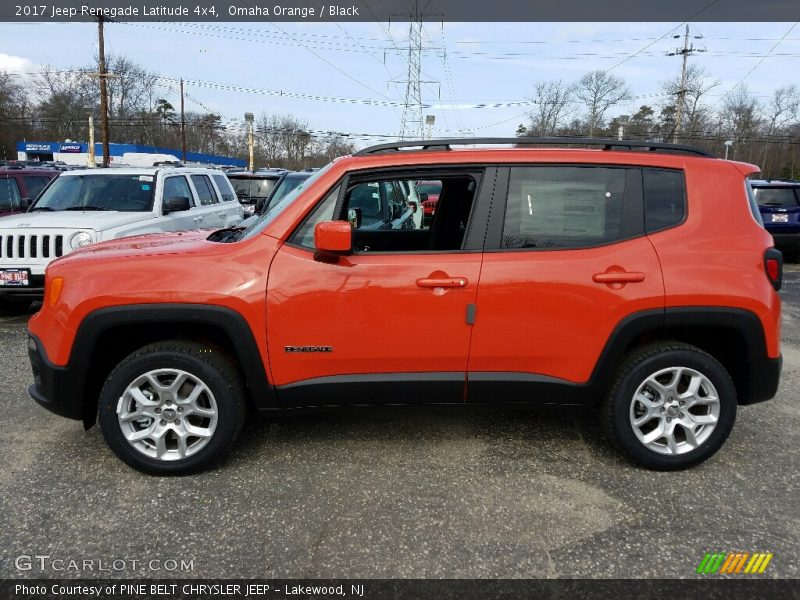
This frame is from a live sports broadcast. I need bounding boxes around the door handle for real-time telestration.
[193,216,203,224]
[592,271,645,284]
[416,277,469,288]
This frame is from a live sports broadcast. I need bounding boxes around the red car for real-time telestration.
[0,167,60,216]
[416,180,442,227]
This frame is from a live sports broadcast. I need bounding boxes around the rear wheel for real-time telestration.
[602,342,737,470]
[98,341,246,475]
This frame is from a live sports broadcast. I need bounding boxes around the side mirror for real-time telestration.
[407,201,418,214]
[163,196,191,214]
[419,192,429,202]
[314,221,353,262]
[347,207,362,229]
[20,197,31,210]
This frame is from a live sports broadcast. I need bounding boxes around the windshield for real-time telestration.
[229,177,277,201]
[32,174,155,212]
[238,164,332,241]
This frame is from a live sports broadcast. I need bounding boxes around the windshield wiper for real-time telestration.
[30,206,54,211]
[64,206,112,211]
[208,227,245,243]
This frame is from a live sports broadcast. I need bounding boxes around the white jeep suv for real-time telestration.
[0,166,243,311]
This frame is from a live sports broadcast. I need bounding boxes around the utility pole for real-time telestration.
[97,15,110,166]
[669,24,705,144]
[88,114,95,168]
[180,78,187,163]
[244,113,255,171]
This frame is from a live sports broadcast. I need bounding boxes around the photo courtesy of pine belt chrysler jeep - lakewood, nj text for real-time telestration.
[25,138,782,475]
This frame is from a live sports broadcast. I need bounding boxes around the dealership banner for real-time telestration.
[1,0,799,22]
[4,579,800,600]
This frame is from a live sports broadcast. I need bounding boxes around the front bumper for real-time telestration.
[27,332,83,420]
[0,274,44,298]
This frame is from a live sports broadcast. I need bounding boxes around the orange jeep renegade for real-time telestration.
[26,138,783,474]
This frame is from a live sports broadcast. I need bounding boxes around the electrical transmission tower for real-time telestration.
[394,0,442,140]
[668,24,706,143]
[399,11,424,140]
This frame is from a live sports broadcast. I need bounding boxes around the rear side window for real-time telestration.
[501,166,631,249]
[643,168,686,232]
[191,175,219,206]
[212,174,236,202]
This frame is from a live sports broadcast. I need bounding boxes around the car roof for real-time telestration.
[57,167,222,177]
[0,167,61,176]
[750,179,800,187]
[227,172,284,180]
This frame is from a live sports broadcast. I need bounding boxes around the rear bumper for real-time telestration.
[27,332,83,420]
[742,354,782,405]
[768,233,800,251]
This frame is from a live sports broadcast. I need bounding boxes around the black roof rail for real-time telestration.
[353,137,714,158]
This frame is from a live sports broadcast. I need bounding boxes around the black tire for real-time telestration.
[601,342,737,471]
[0,297,32,315]
[98,341,246,475]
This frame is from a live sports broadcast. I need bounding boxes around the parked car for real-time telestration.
[227,169,286,216]
[416,180,442,227]
[751,179,800,257]
[0,166,242,312]
[27,138,781,474]
[0,166,60,217]
[237,170,318,227]
[257,170,317,214]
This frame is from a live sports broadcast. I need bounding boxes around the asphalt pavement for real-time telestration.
[1,274,798,580]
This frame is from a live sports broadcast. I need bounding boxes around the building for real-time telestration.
[16,141,245,168]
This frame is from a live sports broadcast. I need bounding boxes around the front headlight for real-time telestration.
[69,231,93,250]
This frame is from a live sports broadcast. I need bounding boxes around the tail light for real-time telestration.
[764,248,783,291]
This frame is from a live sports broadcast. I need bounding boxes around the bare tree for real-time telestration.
[0,71,30,158]
[720,86,761,161]
[760,86,800,173]
[525,80,574,136]
[573,70,632,137]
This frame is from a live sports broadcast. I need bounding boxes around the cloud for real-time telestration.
[0,53,38,75]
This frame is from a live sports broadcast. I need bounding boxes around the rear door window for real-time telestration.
[500,166,636,249]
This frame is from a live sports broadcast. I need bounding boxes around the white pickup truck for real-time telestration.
[0,166,243,311]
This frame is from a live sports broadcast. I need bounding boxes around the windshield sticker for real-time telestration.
[139,175,153,182]
[141,184,151,191]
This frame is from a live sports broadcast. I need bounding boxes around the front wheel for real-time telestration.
[98,341,246,475]
[602,342,737,470]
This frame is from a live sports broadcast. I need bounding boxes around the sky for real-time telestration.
[0,20,798,149]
